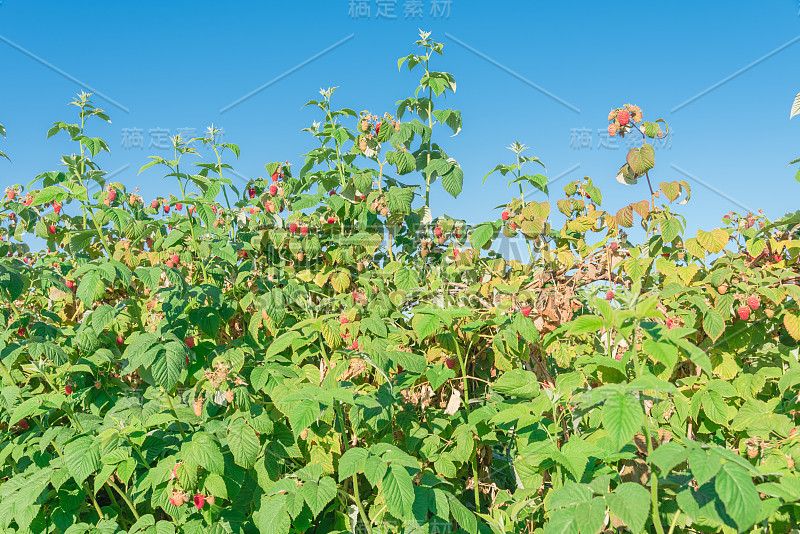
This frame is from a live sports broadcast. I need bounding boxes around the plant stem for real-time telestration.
[163,390,187,439]
[107,478,140,521]
[351,474,373,534]
[84,482,105,519]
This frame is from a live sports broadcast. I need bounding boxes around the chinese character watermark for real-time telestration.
[121,127,224,151]
[348,0,452,19]
[569,127,674,151]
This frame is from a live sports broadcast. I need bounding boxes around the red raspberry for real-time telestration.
[269,184,278,196]
[66,279,75,290]
[618,109,630,126]
[747,296,760,310]
[248,188,256,199]
[289,222,298,233]
[791,428,798,437]
[65,385,72,395]
[176,203,183,211]
[185,336,195,348]
[521,306,531,317]
[351,340,359,351]
[606,290,614,301]
[249,208,256,215]
[163,204,170,214]
[509,222,517,230]
[271,172,280,182]
[194,494,206,510]
[434,227,443,238]
[445,358,455,369]
[165,260,174,268]
[327,217,336,224]
[170,253,180,264]
[150,200,159,209]
[116,336,124,346]
[610,241,618,251]
[453,248,460,258]
[341,316,349,324]
[48,224,57,235]
[738,306,750,320]
[7,190,16,200]
[501,210,510,221]
[53,202,62,214]
[300,226,309,236]
[107,190,117,202]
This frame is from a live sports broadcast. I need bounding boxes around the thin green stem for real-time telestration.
[163,390,187,439]
[107,478,140,521]
[351,475,373,534]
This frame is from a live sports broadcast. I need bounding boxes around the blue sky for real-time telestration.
[1,1,799,240]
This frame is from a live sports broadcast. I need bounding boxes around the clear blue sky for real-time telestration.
[1,1,799,239]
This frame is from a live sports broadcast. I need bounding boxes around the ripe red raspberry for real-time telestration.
[269,184,278,196]
[271,172,280,182]
[351,340,359,351]
[341,316,349,324]
[606,290,614,301]
[107,190,117,202]
[65,385,72,395]
[48,224,57,235]
[194,493,206,510]
[7,190,16,200]
[521,306,531,317]
[453,248,460,258]
[289,222,298,233]
[738,306,750,320]
[163,204,170,213]
[446,358,455,369]
[176,203,183,211]
[610,241,618,251]
[248,188,256,199]
[747,296,760,310]
[501,210,510,221]
[618,109,630,126]
[509,222,517,230]
[65,279,75,290]
[433,227,442,238]
[300,226,309,236]
[327,217,336,224]
[53,202,62,214]
[185,336,195,348]
[249,208,256,215]
[150,200,159,209]
[116,335,124,346]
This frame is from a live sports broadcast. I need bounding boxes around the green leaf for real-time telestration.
[447,493,478,534]
[412,313,439,341]
[150,341,186,392]
[702,389,729,425]
[338,447,369,481]
[301,476,336,517]
[574,497,607,534]
[602,390,643,450]
[469,223,495,249]
[493,368,540,399]
[606,482,650,534]
[547,482,592,509]
[649,442,688,475]
[64,436,100,486]
[252,494,291,534]
[289,398,319,439]
[569,315,604,335]
[227,418,260,469]
[386,186,413,214]
[715,462,761,532]
[393,150,416,175]
[382,465,415,519]
[626,144,655,175]
[441,165,463,198]
[702,308,725,343]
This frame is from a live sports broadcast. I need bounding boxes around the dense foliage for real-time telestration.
[1,32,799,534]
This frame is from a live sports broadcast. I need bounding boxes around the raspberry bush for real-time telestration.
[1,32,799,534]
